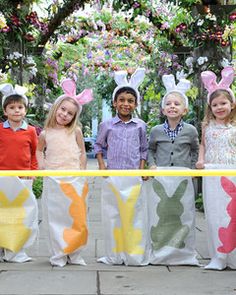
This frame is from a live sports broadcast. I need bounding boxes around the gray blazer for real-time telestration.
[148,122,199,169]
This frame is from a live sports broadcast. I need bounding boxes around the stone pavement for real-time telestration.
[0,159,235,295]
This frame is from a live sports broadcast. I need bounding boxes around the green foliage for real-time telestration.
[32,177,43,199]
[195,193,204,212]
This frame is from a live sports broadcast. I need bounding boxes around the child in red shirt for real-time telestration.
[0,84,38,263]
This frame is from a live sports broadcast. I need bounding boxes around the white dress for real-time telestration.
[205,121,236,165]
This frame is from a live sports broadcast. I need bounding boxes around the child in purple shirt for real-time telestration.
[94,68,148,170]
[94,68,149,266]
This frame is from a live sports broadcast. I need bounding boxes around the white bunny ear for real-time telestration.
[0,83,28,106]
[162,74,176,92]
[161,75,190,109]
[114,70,128,86]
[14,85,28,96]
[0,83,14,97]
[129,68,145,89]
[176,79,191,94]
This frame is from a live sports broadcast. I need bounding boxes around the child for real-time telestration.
[196,66,236,270]
[0,84,38,170]
[196,67,236,169]
[36,79,93,267]
[148,74,199,169]
[94,68,147,170]
[94,68,149,265]
[0,83,38,263]
[146,74,199,266]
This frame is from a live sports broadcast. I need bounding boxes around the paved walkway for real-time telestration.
[0,159,235,295]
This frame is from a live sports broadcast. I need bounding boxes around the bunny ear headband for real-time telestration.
[112,68,146,103]
[201,66,235,104]
[55,78,94,114]
[161,74,191,109]
[0,83,28,107]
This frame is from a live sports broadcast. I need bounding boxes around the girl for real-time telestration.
[37,79,93,267]
[196,68,236,168]
[196,66,236,270]
[37,79,93,170]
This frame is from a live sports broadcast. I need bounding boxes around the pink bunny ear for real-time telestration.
[201,67,235,104]
[218,66,235,88]
[75,89,93,105]
[61,79,77,97]
[201,71,217,93]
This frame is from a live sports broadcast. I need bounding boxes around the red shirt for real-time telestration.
[0,122,38,170]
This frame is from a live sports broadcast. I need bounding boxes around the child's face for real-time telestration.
[162,93,187,120]
[210,93,234,123]
[4,101,26,123]
[56,100,78,127]
[113,92,137,121]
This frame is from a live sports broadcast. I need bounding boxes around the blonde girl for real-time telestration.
[36,79,93,267]
[37,79,93,170]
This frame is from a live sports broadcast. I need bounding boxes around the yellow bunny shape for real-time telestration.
[60,181,88,254]
[108,182,144,254]
[0,188,31,252]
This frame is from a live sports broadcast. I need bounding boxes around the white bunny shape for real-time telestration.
[112,68,146,103]
[161,74,191,109]
[0,83,28,106]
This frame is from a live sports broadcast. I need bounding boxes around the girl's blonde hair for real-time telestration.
[202,89,236,127]
[44,97,80,133]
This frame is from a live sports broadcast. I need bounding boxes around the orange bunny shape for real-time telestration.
[60,181,88,254]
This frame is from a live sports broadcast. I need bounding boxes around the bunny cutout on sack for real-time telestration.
[217,176,236,254]
[55,78,93,114]
[0,83,28,106]
[112,68,145,103]
[150,178,190,251]
[201,66,235,104]
[161,74,191,109]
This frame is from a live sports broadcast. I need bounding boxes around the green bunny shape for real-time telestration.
[151,179,190,251]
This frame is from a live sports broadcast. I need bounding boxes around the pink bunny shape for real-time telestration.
[201,66,235,104]
[217,176,236,254]
[60,79,93,106]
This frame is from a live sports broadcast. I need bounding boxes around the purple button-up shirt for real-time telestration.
[94,115,148,169]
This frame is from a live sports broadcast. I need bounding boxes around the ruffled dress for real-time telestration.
[205,121,236,165]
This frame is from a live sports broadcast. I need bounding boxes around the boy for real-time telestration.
[94,68,147,170]
[0,83,38,263]
[94,68,149,265]
[147,74,200,266]
[148,75,199,169]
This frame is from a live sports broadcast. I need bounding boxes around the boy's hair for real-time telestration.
[202,89,236,126]
[162,91,188,108]
[3,94,28,110]
[44,97,80,133]
[114,87,137,103]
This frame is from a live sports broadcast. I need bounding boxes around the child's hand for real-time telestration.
[99,163,107,170]
[142,176,149,181]
[149,165,157,170]
[195,161,205,169]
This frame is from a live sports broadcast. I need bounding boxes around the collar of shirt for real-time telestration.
[3,120,28,131]
[112,114,138,125]
[163,119,184,141]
